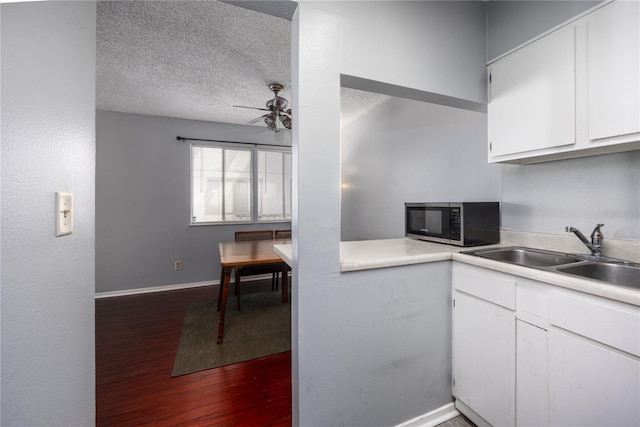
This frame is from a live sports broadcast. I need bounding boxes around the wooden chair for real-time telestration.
[232,230,282,310]
[235,230,274,242]
[273,229,292,291]
[274,229,291,239]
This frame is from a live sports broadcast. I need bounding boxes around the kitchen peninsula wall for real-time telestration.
[95,110,291,294]
[293,2,488,426]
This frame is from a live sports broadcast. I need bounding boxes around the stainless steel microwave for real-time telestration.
[405,202,500,246]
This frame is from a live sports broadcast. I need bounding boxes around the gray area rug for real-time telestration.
[172,291,291,377]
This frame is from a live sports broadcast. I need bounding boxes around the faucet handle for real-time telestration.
[591,223,604,240]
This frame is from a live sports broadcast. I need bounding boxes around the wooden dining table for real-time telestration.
[216,239,291,344]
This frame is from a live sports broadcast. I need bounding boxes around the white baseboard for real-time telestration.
[94,274,276,299]
[95,280,216,299]
[396,402,460,427]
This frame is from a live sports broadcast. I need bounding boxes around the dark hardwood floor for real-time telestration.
[96,280,292,426]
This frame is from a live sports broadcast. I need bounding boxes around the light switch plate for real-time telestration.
[56,192,73,236]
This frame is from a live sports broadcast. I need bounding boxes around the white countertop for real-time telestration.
[275,238,640,307]
[273,243,292,267]
[340,238,469,271]
[274,238,469,270]
[452,251,640,307]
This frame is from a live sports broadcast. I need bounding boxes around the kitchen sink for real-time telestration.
[466,247,582,267]
[463,246,640,290]
[556,262,640,290]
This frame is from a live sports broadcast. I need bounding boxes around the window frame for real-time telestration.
[190,142,291,226]
[256,148,292,223]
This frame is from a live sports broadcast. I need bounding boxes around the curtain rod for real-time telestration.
[176,136,289,149]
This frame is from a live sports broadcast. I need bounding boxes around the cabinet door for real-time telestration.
[516,320,549,427]
[488,25,575,158]
[549,330,640,427]
[588,1,640,141]
[453,291,515,427]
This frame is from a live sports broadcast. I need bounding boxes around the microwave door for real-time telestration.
[422,210,443,236]
[407,206,451,244]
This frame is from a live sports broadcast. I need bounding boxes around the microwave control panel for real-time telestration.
[450,207,461,240]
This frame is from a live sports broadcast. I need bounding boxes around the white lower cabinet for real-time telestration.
[452,262,640,426]
[547,288,640,427]
[453,263,516,427]
[453,291,515,427]
[516,320,549,427]
[548,330,640,427]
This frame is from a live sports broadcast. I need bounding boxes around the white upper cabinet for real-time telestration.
[488,25,576,157]
[488,0,640,164]
[588,0,640,141]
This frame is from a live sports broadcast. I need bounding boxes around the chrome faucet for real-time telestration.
[565,223,604,257]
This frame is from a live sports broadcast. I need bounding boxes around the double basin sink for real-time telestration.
[462,246,640,290]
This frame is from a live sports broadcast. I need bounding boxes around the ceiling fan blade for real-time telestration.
[247,114,270,125]
[233,105,271,112]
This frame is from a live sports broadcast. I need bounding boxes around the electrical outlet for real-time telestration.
[174,260,183,270]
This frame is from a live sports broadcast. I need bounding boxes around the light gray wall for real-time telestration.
[302,261,453,426]
[1,2,96,425]
[502,152,640,240]
[323,1,488,105]
[292,2,487,425]
[96,110,291,293]
[488,1,639,240]
[487,0,602,61]
[341,97,501,241]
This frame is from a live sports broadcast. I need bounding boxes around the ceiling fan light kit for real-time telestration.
[234,83,292,132]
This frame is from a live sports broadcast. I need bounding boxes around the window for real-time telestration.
[191,144,291,224]
[258,150,292,221]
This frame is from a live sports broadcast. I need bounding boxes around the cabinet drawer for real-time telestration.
[549,289,640,357]
[516,278,553,329]
[453,263,516,310]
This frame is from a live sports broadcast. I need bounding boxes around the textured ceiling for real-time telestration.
[96,0,390,129]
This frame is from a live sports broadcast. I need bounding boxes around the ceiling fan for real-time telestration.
[234,83,292,132]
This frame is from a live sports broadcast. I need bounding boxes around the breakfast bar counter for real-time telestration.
[275,237,639,306]
[340,238,466,271]
[273,238,464,271]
